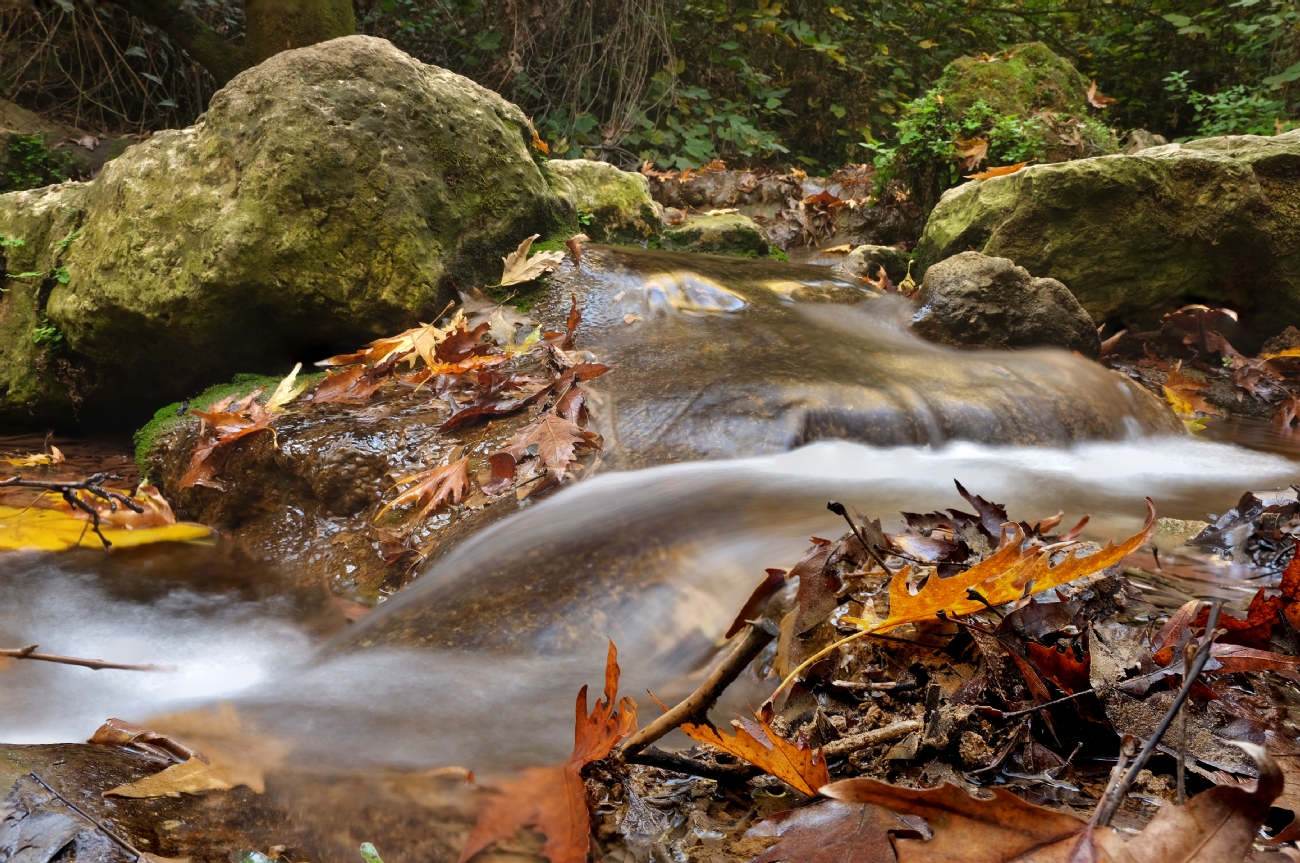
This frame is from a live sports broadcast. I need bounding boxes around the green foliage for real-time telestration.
[1164,70,1296,136]
[4,135,73,191]
[358,0,1300,172]
[32,313,63,347]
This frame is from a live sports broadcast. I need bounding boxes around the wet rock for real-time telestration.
[913,130,1300,331]
[840,244,911,284]
[0,743,475,863]
[1121,129,1169,154]
[142,248,1178,602]
[547,158,662,243]
[911,251,1101,357]
[660,213,781,258]
[0,36,574,430]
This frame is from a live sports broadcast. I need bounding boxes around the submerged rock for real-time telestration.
[911,251,1101,357]
[547,158,662,243]
[661,213,781,258]
[913,130,1300,331]
[0,35,575,429]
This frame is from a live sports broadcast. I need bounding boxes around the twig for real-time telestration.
[831,679,917,691]
[1177,639,1195,804]
[827,501,894,575]
[977,688,1097,719]
[623,745,763,782]
[821,720,922,757]
[1092,602,1222,827]
[29,771,148,860]
[1,644,170,672]
[1,473,141,549]
[619,618,779,760]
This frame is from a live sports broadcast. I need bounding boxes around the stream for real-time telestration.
[2,250,1299,852]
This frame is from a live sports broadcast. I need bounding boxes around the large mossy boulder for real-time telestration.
[546,158,661,243]
[912,131,1300,330]
[0,35,575,429]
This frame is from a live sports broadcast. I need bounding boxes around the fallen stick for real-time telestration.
[1,644,171,672]
[1092,602,1222,827]
[821,720,922,757]
[619,618,779,760]
[624,746,763,782]
[29,771,151,860]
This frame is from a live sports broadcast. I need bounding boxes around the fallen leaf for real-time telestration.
[746,799,928,863]
[725,568,788,638]
[181,390,275,490]
[703,207,740,216]
[681,713,829,796]
[89,718,207,763]
[4,447,64,466]
[104,756,234,797]
[965,161,1030,180]
[824,777,1087,861]
[0,501,211,551]
[566,233,589,263]
[821,244,853,253]
[459,641,637,863]
[955,137,989,170]
[528,117,549,154]
[1087,80,1117,108]
[791,537,838,633]
[309,365,388,405]
[265,363,309,412]
[801,190,843,208]
[624,313,642,324]
[500,412,601,480]
[376,458,470,523]
[500,235,565,286]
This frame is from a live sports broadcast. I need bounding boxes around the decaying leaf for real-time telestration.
[500,235,566,287]
[376,458,470,523]
[5,446,64,466]
[746,799,928,863]
[566,233,589,263]
[104,756,235,797]
[459,641,637,863]
[90,718,206,763]
[499,411,602,481]
[965,161,1030,180]
[681,713,829,797]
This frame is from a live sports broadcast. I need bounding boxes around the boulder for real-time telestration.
[841,244,912,284]
[1122,129,1169,154]
[912,131,1300,331]
[546,158,662,243]
[911,251,1101,357]
[660,212,781,258]
[0,36,575,429]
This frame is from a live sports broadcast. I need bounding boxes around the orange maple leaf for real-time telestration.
[459,641,638,863]
[681,714,828,796]
[376,458,470,523]
[180,390,276,490]
[770,500,1157,703]
[965,161,1031,180]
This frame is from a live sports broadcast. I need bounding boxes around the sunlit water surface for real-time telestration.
[1,436,1297,772]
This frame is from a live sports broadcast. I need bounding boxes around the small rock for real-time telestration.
[911,251,1101,357]
[1263,325,1300,356]
[660,213,780,259]
[546,158,663,244]
[840,244,911,284]
[1121,129,1170,154]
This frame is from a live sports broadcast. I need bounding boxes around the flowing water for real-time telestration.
[2,251,1299,789]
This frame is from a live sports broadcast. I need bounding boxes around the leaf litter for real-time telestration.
[447,484,1300,863]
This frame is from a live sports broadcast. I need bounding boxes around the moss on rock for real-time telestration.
[546,159,662,244]
[660,213,783,259]
[2,36,576,430]
[912,130,1300,330]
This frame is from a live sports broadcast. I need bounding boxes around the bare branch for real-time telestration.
[1,644,171,672]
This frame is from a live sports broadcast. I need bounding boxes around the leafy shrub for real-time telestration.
[1164,70,1297,137]
[4,135,73,191]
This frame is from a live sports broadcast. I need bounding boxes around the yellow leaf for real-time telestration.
[681,715,828,796]
[1163,385,1195,416]
[4,447,63,466]
[918,38,937,48]
[265,363,309,412]
[821,244,853,254]
[0,504,211,551]
[499,235,566,287]
[1263,347,1300,360]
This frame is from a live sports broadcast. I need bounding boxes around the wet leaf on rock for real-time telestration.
[499,234,565,287]
[376,458,470,523]
[745,799,928,863]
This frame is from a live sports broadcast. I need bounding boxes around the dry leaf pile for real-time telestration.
[454,485,1300,863]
